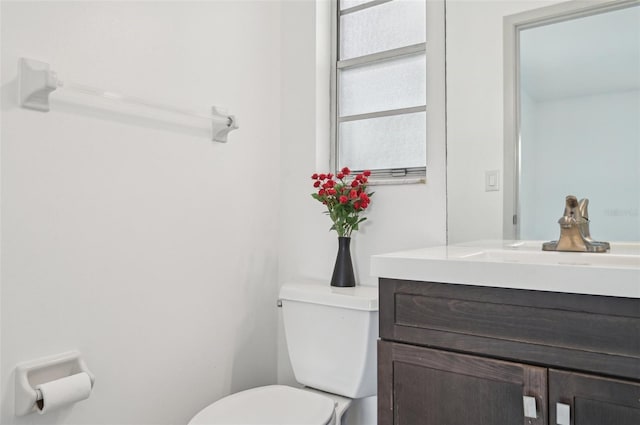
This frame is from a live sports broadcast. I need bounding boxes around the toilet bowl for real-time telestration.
[188,280,378,425]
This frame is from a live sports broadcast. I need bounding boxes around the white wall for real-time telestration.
[0,0,3,416]
[446,0,560,243]
[1,2,282,424]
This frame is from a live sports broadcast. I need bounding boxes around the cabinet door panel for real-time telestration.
[395,362,525,424]
[549,369,640,425]
[379,340,547,425]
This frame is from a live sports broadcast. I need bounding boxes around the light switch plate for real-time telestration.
[485,170,500,192]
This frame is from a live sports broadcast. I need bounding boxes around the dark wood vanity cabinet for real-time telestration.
[378,278,640,425]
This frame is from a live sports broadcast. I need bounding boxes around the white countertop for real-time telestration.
[371,240,640,298]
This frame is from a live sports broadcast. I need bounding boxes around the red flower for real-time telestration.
[311,166,372,237]
[363,170,371,177]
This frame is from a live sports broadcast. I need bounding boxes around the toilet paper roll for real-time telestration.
[35,372,92,414]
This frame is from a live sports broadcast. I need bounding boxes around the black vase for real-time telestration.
[331,236,356,287]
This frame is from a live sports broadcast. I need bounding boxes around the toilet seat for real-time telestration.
[188,385,335,425]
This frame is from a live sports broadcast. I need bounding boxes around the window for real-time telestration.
[332,0,440,181]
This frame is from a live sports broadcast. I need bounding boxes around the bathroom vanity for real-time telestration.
[371,241,640,425]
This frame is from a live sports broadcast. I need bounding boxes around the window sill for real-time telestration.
[368,176,426,186]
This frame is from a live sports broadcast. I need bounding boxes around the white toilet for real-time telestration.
[188,280,378,425]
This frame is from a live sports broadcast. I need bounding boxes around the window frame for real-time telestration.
[330,0,437,183]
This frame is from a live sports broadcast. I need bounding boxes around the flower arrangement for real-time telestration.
[311,167,373,237]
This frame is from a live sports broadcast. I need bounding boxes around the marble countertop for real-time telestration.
[371,240,640,298]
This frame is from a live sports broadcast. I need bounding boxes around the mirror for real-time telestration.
[504,0,640,242]
[446,0,639,244]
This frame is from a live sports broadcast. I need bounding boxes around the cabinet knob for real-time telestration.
[556,402,571,425]
[523,396,538,419]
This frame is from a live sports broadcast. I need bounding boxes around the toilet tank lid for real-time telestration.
[279,280,378,311]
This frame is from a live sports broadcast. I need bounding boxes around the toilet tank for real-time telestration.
[279,280,378,399]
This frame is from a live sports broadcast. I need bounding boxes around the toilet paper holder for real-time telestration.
[14,350,95,416]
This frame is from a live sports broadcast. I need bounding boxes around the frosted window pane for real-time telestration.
[339,112,426,170]
[339,54,426,116]
[340,0,371,10]
[340,0,426,60]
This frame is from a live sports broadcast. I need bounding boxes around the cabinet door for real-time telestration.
[549,369,640,425]
[379,340,548,425]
